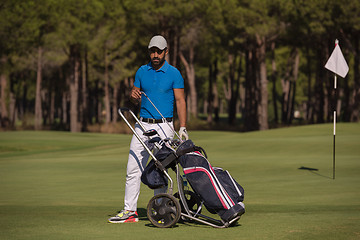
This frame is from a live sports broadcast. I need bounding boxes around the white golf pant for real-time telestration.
[124,121,175,212]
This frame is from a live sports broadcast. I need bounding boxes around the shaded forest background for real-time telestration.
[0,0,359,133]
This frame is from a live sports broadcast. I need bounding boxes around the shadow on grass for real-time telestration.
[144,218,242,229]
[138,208,148,221]
[298,166,333,179]
[142,210,243,229]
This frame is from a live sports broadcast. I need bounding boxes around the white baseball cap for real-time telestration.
[148,35,167,50]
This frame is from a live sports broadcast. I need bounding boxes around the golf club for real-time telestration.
[141,91,182,140]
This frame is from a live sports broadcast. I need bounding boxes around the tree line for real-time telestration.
[0,0,359,132]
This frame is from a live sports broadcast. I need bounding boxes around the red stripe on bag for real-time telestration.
[207,164,236,206]
[184,168,228,209]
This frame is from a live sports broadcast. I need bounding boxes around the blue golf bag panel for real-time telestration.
[141,141,174,189]
[177,141,245,222]
[141,158,168,189]
[212,167,245,221]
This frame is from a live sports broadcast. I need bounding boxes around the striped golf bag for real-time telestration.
[177,140,245,222]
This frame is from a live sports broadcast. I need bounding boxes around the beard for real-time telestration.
[151,56,166,69]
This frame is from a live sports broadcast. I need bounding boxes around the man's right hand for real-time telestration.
[130,87,141,104]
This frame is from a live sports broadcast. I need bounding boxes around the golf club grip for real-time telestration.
[120,107,130,113]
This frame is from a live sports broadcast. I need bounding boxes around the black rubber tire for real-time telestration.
[147,193,181,228]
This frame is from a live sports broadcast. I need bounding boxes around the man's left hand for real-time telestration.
[179,127,189,140]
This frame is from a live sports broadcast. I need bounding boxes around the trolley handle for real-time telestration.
[118,107,146,131]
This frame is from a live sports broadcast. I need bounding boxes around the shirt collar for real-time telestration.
[147,60,169,72]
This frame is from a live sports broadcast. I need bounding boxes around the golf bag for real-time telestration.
[119,105,245,228]
[177,140,245,222]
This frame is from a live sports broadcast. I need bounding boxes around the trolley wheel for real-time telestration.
[147,193,181,228]
[174,190,202,214]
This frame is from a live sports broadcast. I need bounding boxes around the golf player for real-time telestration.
[108,35,188,223]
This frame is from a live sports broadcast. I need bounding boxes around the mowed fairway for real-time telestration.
[0,123,359,239]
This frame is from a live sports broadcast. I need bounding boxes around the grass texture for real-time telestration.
[0,123,359,239]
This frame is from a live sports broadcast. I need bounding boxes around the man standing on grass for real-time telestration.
[108,35,188,223]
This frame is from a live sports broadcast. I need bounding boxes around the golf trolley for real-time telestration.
[118,93,245,228]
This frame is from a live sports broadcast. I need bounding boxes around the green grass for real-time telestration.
[0,123,360,240]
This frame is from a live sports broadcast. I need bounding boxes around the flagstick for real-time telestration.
[333,72,337,180]
[331,39,339,180]
[325,39,349,180]
[333,107,336,180]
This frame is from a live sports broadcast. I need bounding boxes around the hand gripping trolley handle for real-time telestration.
[118,107,243,228]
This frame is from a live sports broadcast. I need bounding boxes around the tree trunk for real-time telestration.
[244,48,259,131]
[315,46,325,123]
[70,45,80,132]
[288,48,300,124]
[324,42,333,123]
[305,48,313,122]
[97,81,102,123]
[104,48,111,124]
[350,35,360,121]
[179,48,197,118]
[20,76,27,122]
[339,30,359,122]
[213,79,219,123]
[281,76,290,124]
[112,82,120,123]
[81,49,88,131]
[0,56,8,127]
[62,89,68,126]
[50,90,55,124]
[271,42,278,124]
[343,69,351,121]
[256,34,268,130]
[281,47,299,124]
[208,60,220,123]
[170,30,180,68]
[35,46,43,130]
[9,92,16,126]
[207,60,219,123]
[227,53,241,125]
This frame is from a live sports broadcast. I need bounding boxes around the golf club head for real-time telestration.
[148,137,162,143]
[144,129,158,137]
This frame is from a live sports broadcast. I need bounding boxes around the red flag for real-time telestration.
[325,41,349,78]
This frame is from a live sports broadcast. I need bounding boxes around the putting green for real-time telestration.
[0,123,359,239]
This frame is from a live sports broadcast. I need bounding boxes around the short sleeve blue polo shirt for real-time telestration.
[134,60,184,119]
